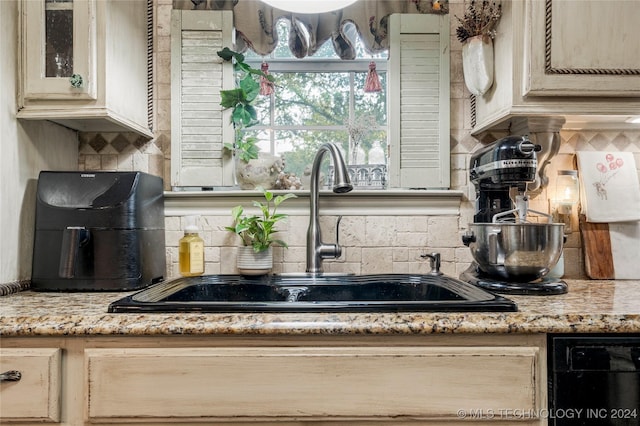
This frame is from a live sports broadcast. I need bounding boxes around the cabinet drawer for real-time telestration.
[86,346,539,422]
[0,348,61,422]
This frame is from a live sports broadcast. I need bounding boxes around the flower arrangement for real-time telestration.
[345,114,376,165]
[455,0,502,43]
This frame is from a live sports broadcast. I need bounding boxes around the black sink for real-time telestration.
[108,274,517,313]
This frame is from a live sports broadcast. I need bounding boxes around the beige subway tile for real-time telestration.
[204,262,221,275]
[101,154,118,170]
[164,216,181,231]
[280,262,307,274]
[324,262,361,275]
[427,217,461,247]
[362,248,393,273]
[395,217,428,233]
[283,245,306,263]
[164,230,183,247]
[117,154,133,170]
[340,216,366,246]
[344,246,362,263]
[156,4,173,38]
[155,52,172,84]
[392,247,409,262]
[84,155,101,170]
[365,216,397,246]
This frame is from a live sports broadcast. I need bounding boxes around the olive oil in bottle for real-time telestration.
[179,215,204,276]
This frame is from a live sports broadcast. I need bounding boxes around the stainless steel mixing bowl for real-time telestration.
[463,223,564,282]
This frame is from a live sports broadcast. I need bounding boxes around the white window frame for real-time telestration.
[170,12,450,193]
[243,58,388,159]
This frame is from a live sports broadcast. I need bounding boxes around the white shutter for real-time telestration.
[170,10,233,188]
[388,14,450,189]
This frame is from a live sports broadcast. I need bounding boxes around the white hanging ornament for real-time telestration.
[462,35,494,96]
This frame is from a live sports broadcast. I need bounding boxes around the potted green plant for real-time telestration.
[225,188,297,275]
[217,48,283,189]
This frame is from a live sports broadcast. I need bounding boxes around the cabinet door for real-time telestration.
[526,0,640,96]
[0,348,61,422]
[86,346,540,422]
[388,14,450,189]
[21,0,97,100]
[170,10,234,188]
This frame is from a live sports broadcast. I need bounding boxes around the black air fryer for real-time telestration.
[31,171,166,291]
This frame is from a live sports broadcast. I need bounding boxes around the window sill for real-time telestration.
[164,189,464,217]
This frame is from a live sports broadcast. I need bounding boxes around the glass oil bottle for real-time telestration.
[179,215,204,276]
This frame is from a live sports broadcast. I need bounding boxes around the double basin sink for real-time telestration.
[108,274,517,313]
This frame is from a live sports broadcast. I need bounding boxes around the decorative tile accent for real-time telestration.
[88,134,109,153]
[611,133,633,151]
[133,135,151,151]
[561,130,640,153]
[78,132,165,177]
[111,134,132,153]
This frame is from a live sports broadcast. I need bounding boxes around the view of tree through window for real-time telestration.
[243,20,388,188]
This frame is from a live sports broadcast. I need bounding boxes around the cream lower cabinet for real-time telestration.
[1,335,547,425]
[0,348,61,422]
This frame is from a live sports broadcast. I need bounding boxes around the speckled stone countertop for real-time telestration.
[1,280,639,337]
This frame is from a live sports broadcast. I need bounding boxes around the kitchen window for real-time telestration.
[242,20,389,188]
[170,11,450,192]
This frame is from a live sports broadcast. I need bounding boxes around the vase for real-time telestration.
[235,153,284,190]
[236,246,273,276]
[462,35,494,96]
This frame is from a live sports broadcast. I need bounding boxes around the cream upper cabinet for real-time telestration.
[473,0,640,134]
[526,0,640,97]
[17,0,152,137]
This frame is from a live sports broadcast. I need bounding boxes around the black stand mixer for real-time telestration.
[460,136,568,295]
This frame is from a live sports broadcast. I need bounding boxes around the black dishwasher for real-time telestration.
[548,334,640,426]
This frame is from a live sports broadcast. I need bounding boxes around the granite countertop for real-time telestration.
[1,280,639,337]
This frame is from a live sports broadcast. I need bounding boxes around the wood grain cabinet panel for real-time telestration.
[85,346,539,422]
[0,348,61,422]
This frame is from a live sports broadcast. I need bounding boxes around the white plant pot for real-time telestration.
[462,35,494,96]
[237,246,273,276]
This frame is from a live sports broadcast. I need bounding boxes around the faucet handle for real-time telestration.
[317,216,345,261]
[420,252,443,276]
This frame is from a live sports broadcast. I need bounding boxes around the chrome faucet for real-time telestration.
[306,143,353,275]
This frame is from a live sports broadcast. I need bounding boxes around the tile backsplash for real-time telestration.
[76,0,640,280]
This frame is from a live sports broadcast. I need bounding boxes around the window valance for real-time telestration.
[173,0,449,59]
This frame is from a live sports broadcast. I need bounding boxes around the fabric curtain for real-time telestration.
[174,0,449,59]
